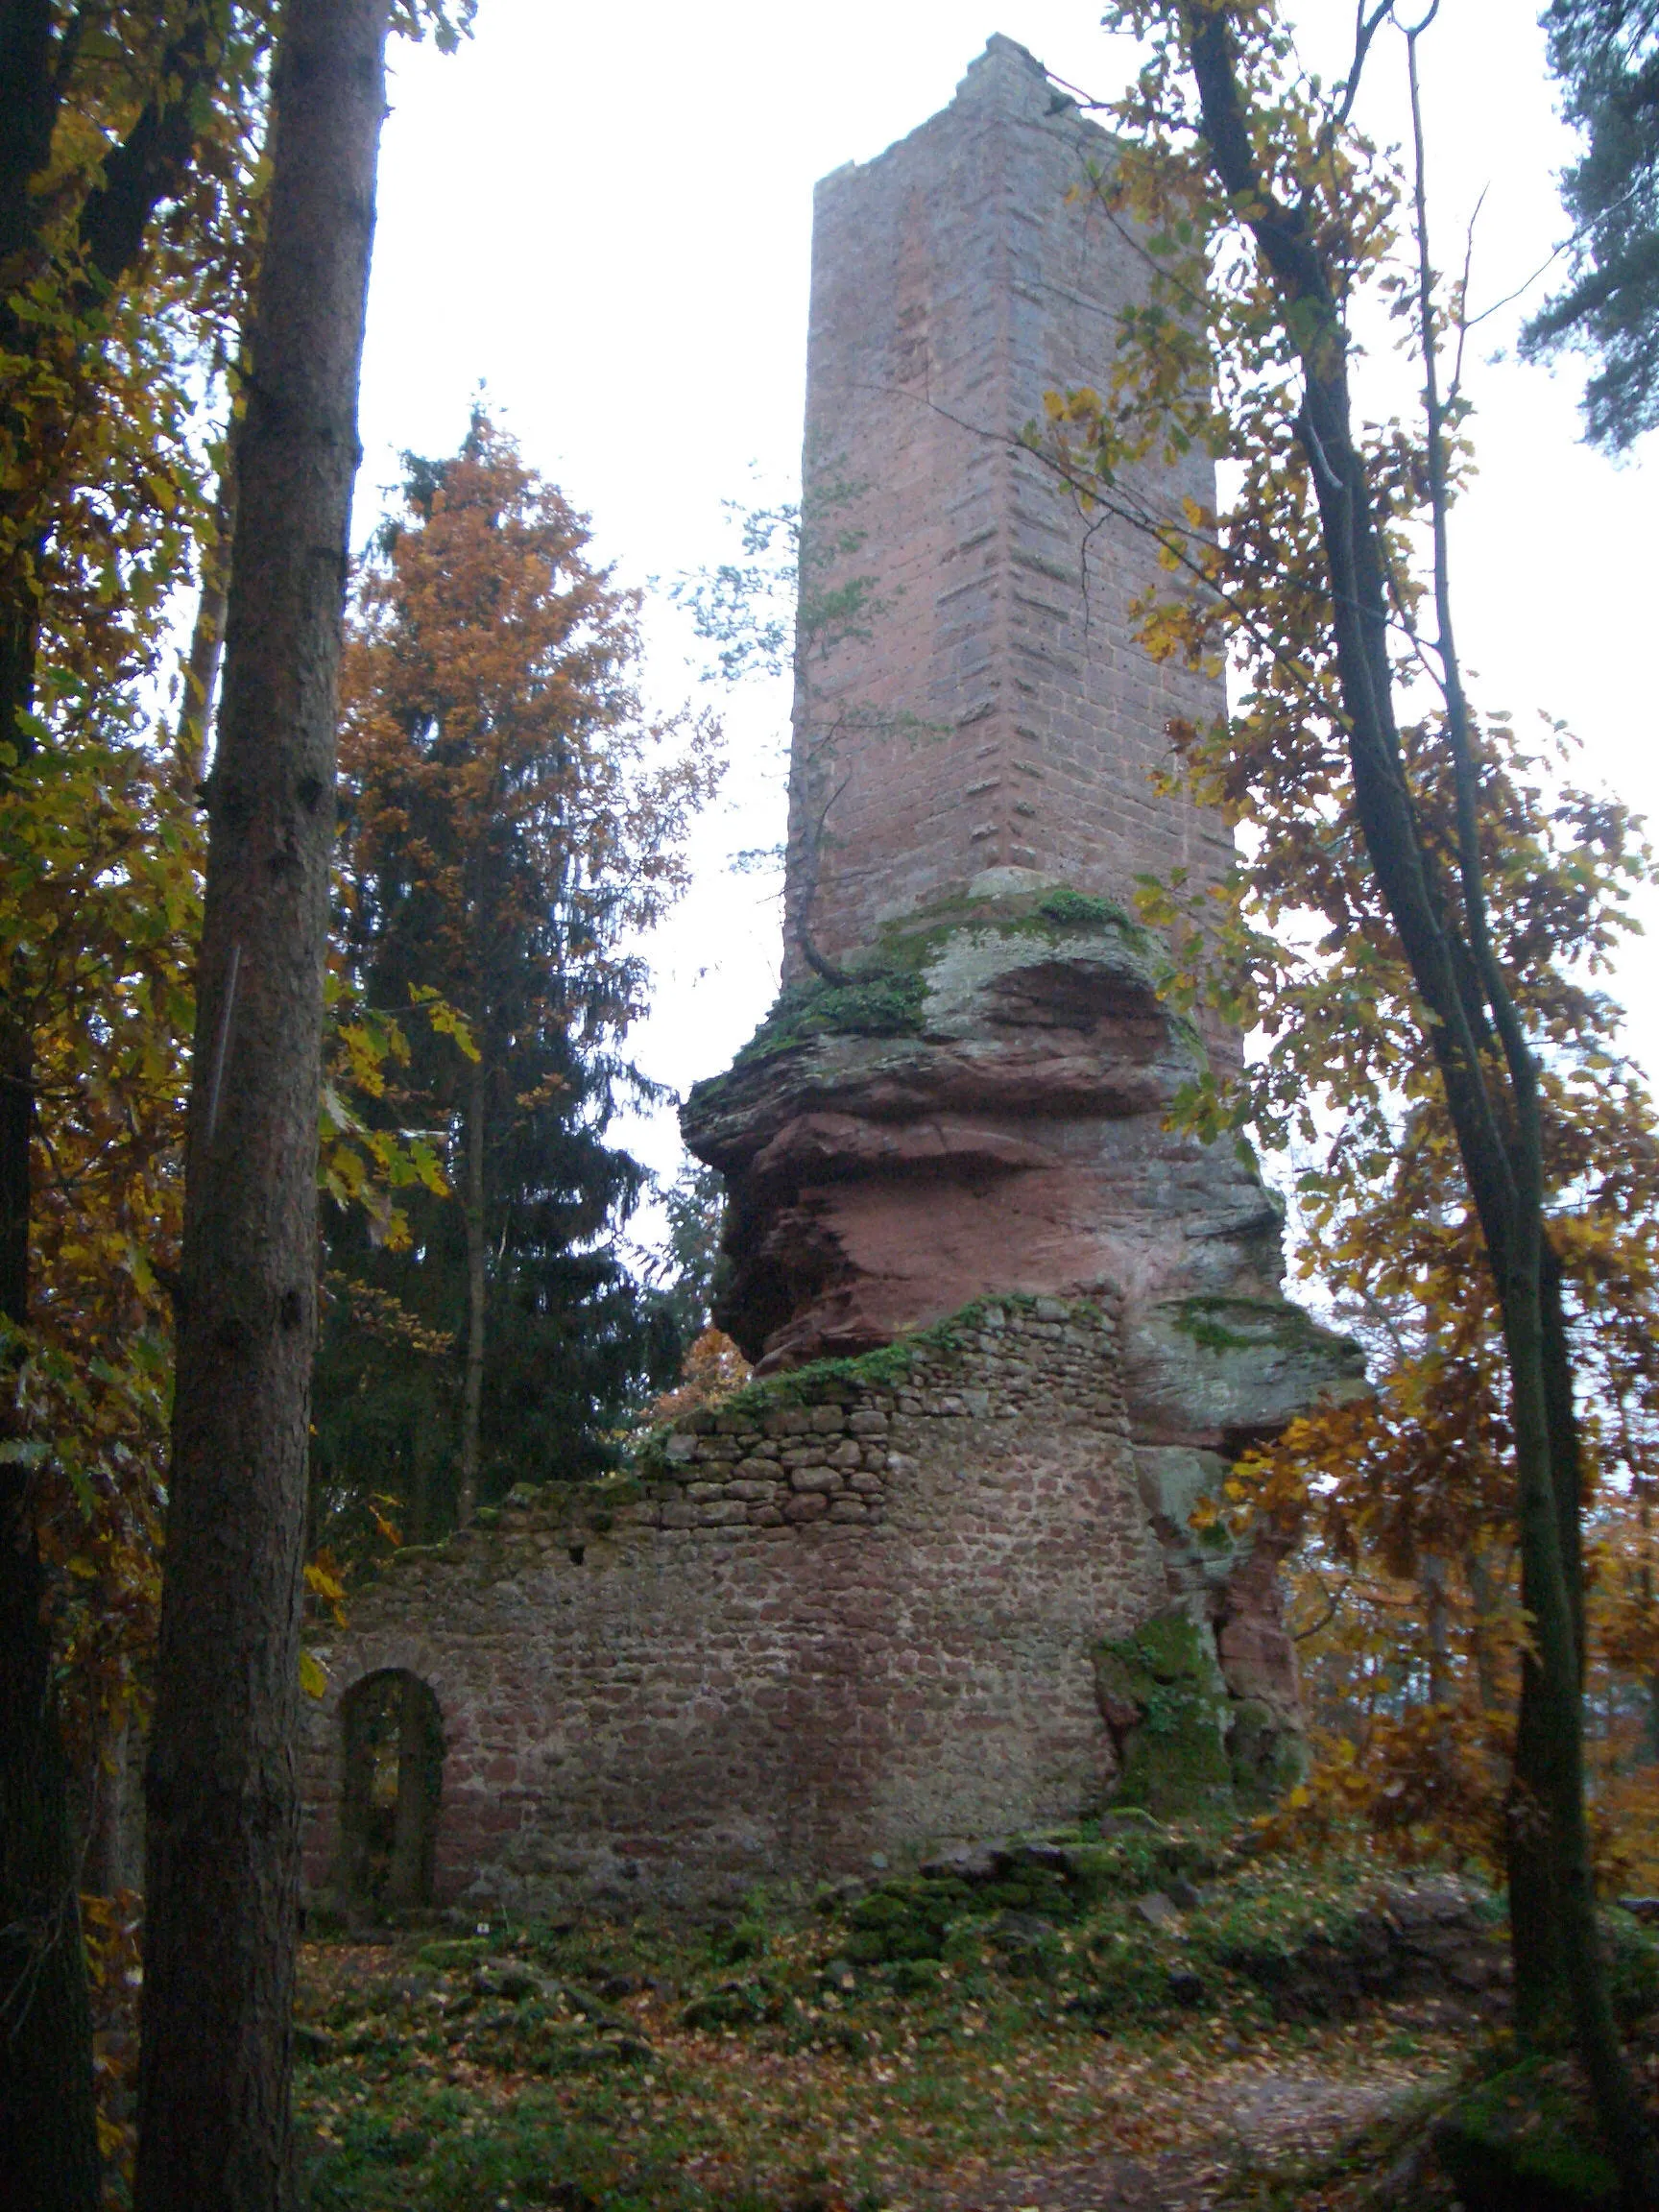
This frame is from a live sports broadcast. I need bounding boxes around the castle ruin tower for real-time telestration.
[781,34,1234,977]
[685,37,1359,1722]
[298,43,1365,1917]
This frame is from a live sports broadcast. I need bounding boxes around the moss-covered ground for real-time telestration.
[283,1833,1659,2212]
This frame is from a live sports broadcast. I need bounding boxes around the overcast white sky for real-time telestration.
[353,1,1656,1202]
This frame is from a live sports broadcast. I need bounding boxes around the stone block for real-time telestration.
[696,1501,750,1527]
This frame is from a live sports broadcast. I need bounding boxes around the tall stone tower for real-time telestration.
[782,34,1233,977]
[684,34,1360,1726]
[299,41,1363,1922]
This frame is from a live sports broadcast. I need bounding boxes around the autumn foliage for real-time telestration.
[1034,15,1659,2158]
[314,416,721,1542]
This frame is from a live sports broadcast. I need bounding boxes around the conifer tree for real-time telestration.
[316,419,718,1544]
[1525,2,1659,451]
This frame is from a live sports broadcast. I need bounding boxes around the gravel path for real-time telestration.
[921,2043,1448,2211]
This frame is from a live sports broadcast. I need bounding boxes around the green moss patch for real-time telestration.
[729,969,927,1069]
[714,880,1150,1075]
[1095,1609,1234,1821]
[1434,2056,1619,2210]
[1163,1296,1338,1357]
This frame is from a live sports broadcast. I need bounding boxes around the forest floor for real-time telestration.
[291,1837,1530,2212]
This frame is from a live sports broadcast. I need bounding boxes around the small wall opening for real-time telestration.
[337,1670,444,1911]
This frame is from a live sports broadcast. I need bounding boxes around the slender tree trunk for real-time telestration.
[134,7,391,2207]
[1181,8,1653,2195]
[0,1462,101,2212]
[1422,1553,1453,1707]
[1464,1547,1507,1716]
[173,417,242,789]
[458,1049,487,1527]
[0,22,259,2196]
[385,1678,428,1911]
[87,1713,132,1898]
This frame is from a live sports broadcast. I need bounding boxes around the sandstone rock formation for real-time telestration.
[685,871,1363,1789]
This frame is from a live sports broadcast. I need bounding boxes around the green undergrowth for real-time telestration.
[291,1833,1533,2211]
[1434,2056,1620,2210]
[719,882,1147,1073]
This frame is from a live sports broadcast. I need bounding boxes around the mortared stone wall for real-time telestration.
[301,1300,1175,1911]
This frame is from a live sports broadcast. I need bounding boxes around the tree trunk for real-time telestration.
[1464,1546,1507,1716]
[173,418,242,788]
[87,1712,134,1898]
[134,7,391,2207]
[0,1469,101,2212]
[1181,7,1653,2195]
[1422,1553,1453,1708]
[385,1677,428,1911]
[457,1048,487,1527]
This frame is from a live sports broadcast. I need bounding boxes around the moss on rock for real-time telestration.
[715,878,1151,1076]
[1095,1608,1234,1821]
[730,969,928,1068]
[1434,2056,1619,2211]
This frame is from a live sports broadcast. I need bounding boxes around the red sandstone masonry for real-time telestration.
[785,36,1231,979]
[300,1300,1165,1911]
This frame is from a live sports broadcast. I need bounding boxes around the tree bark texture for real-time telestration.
[1181,7,1652,2197]
[1,14,266,2196]
[134,7,391,2207]
[174,421,243,788]
[0,1475,101,2212]
[458,1048,487,1527]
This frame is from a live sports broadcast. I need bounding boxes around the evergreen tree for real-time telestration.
[1525,2,1659,450]
[314,418,717,1545]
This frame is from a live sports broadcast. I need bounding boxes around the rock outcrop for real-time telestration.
[685,874,1358,1422]
[685,874,1364,1788]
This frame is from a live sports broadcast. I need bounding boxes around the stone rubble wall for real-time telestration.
[301,1299,1174,1912]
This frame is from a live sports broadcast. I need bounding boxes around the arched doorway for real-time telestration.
[337,1670,444,1911]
